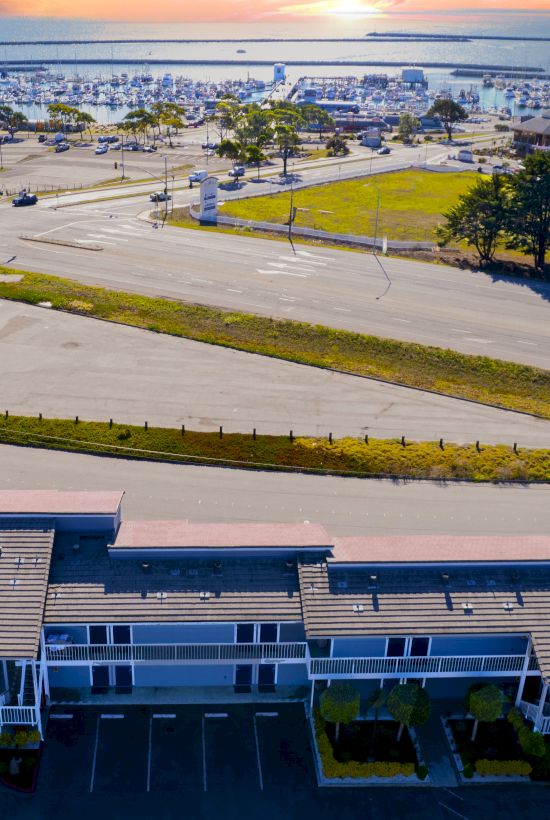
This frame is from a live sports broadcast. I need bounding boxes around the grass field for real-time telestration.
[1,266,549,420]
[220,169,478,242]
[1,415,548,482]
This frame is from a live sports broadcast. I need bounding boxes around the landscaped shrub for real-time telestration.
[314,712,415,779]
[416,764,429,780]
[475,759,532,777]
[462,763,474,778]
[507,707,547,758]
[13,729,41,748]
[506,708,524,733]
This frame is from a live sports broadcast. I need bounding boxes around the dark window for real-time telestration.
[112,625,131,645]
[91,666,109,693]
[236,624,254,644]
[410,638,430,657]
[89,626,107,645]
[258,664,276,690]
[386,638,406,657]
[259,624,278,643]
[234,664,252,693]
[115,665,132,694]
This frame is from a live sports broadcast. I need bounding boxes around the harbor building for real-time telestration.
[0,491,549,739]
[513,109,550,154]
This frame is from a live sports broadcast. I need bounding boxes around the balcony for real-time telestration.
[308,654,538,680]
[0,705,37,727]
[45,642,308,664]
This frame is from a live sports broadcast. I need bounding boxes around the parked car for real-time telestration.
[377,146,391,155]
[110,142,122,150]
[55,142,70,153]
[12,192,37,207]
[228,165,246,178]
[142,145,157,153]
[492,165,514,176]
[188,170,208,183]
[201,141,219,150]
[126,144,140,152]
[95,144,109,155]
[37,134,47,143]
[149,191,171,202]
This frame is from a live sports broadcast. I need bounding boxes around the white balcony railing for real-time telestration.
[45,642,307,665]
[0,706,37,726]
[309,654,535,680]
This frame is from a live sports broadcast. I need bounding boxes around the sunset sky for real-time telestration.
[1,0,550,22]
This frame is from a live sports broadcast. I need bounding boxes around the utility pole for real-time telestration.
[121,134,125,180]
[288,185,297,251]
[164,156,169,223]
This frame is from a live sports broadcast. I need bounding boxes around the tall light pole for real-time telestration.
[372,187,380,255]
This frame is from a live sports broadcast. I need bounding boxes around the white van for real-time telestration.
[188,170,208,182]
[457,149,474,163]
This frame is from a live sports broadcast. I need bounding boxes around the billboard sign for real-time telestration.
[199,176,218,221]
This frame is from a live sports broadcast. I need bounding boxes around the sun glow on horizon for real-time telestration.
[278,0,383,17]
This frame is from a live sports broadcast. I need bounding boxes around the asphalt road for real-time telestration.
[1,196,549,368]
[1,444,548,534]
[2,300,550,445]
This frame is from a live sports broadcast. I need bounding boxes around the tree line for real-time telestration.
[438,152,550,273]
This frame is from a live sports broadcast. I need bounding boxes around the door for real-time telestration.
[89,625,108,645]
[91,666,109,693]
[112,625,131,645]
[115,665,132,694]
[258,664,276,692]
[235,664,253,693]
[259,624,278,644]
[386,638,406,657]
[410,638,430,657]
[236,624,254,644]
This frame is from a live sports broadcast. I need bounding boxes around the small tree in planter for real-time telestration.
[319,682,360,742]
[387,683,431,742]
[366,687,387,748]
[466,684,503,741]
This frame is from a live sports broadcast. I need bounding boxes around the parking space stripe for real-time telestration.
[255,712,279,717]
[152,713,176,719]
[89,715,100,793]
[253,715,264,791]
[146,715,152,793]
[50,713,73,719]
[100,714,124,719]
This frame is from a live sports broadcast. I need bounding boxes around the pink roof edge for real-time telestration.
[113,520,332,549]
[0,490,124,515]
[332,534,550,564]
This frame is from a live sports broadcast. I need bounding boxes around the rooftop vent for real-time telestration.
[285,559,295,570]
[157,592,167,602]
[503,602,514,613]
[15,556,23,568]
[353,603,365,614]
[441,572,450,584]
[141,562,151,574]
[199,591,210,601]
[462,602,474,613]
[307,584,318,595]
[9,579,18,588]
[72,543,80,554]
[0,547,2,558]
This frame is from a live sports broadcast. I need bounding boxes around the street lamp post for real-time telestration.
[372,188,380,254]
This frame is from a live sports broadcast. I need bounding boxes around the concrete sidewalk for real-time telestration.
[415,710,459,786]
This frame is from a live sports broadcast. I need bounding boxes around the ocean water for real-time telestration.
[1,13,549,122]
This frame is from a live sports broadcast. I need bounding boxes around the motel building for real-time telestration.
[1,491,549,739]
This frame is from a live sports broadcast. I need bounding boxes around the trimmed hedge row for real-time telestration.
[314,713,416,780]
[475,759,532,777]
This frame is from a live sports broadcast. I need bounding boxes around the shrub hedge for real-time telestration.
[475,759,532,777]
[314,712,416,779]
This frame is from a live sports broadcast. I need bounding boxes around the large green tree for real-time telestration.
[75,110,96,141]
[466,684,503,741]
[437,174,508,264]
[300,104,335,141]
[275,123,301,176]
[427,99,468,141]
[216,138,246,166]
[387,683,431,741]
[505,152,550,272]
[398,112,420,143]
[246,144,267,179]
[0,105,28,138]
[319,682,360,742]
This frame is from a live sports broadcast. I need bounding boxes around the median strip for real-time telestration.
[0,415,548,482]
[0,266,549,419]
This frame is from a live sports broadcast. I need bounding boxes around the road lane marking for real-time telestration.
[256,269,309,278]
[253,714,264,791]
[334,307,351,312]
[89,715,100,793]
[516,340,538,346]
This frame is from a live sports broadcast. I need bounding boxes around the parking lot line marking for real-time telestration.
[50,713,73,719]
[202,716,207,792]
[152,713,176,719]
[255,712,279,717]
[89,715,100,793]
[438,803,469,820]
[146,716,152,793]
[204,712,228,718]
[253,715,264,791]
[100,714,124,719]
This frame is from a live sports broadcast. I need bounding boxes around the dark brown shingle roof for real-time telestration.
[0,524,55,659]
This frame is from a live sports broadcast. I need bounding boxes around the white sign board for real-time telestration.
[199,176,218,221]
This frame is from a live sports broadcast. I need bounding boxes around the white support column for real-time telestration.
[515,636,533,707]
[309,679,315,712]
[535,682,549,732]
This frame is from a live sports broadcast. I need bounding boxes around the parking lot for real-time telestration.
[39,703,313,796]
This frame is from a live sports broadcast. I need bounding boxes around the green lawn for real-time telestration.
[1,266,550,420]
[1,415,548,482]
[220,169,479,242]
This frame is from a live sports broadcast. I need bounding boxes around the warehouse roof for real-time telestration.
[514,111,550,136]
[112,520,331,551]
[0,490,124,516]
[0,522,55,659]
[331,535,550,565]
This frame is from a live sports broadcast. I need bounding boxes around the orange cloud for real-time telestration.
[1,0,550,20]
